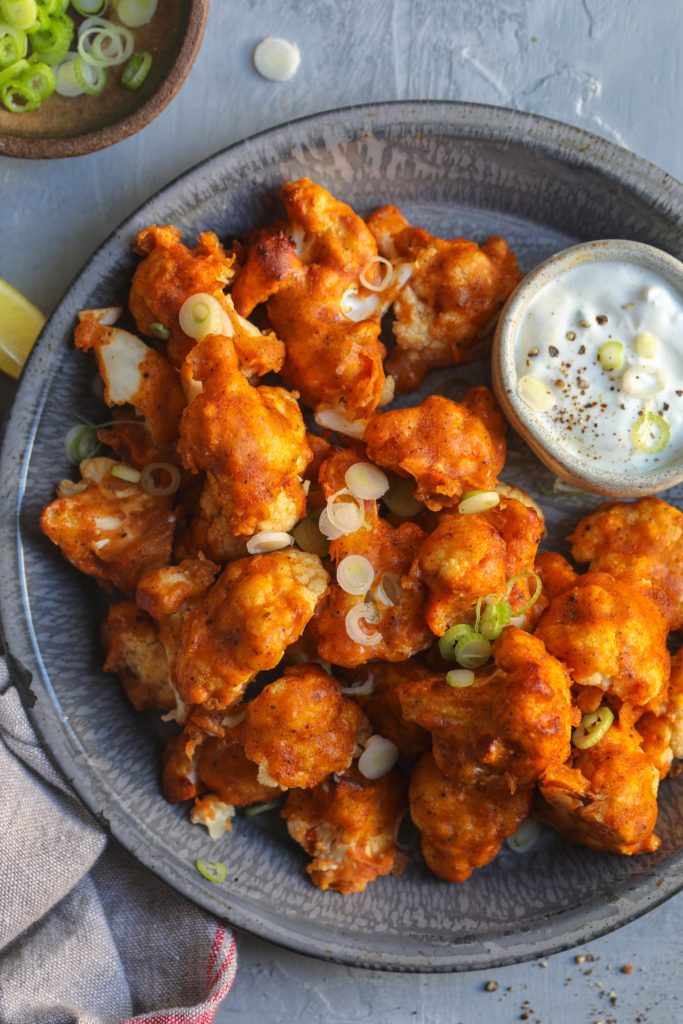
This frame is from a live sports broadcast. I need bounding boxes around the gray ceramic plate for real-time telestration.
[1,102,682,972]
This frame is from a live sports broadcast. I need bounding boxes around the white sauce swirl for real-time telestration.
[515,260,683,473]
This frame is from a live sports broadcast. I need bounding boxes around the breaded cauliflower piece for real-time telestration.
[409,752,532,882]
[129,224,284,376]
[535,721,661,855]
[405,495,542,636]
[175,549,328,709]
[636,645,683,778]
[534,571,670,711]
[282,765,408,893]
[399,627,576,790]
[232,178,388,420]
[366,204,522,393]
[346,659,432,761]
[534,550,579,603]
[364,391,506,511]
[178,333,311,541]
[101,599,174,711]
[74,318,186,445]
[241,665,367,790]
[40,457,178,592]
[568,496,683,630]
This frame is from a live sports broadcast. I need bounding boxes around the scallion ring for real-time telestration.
[446,668,475,688]
[22,58,54,98]
[64,423,99,463]
[195,858,226,883]
[291,513,330,557]
[506,817,540,853]
[28,12,72,62]
[113,0,157,27]
[0,0,37,31]
[121,48,150,88]
[73,52,106,93]
[71,0,107,13]
[598,341,623,370]
[505,571,542,617]
[458,490,500,515]
[53,51,82,94]
[139,461,180,497]
[345,602,381,646]
[149,321,169,340]
[478,600,512,640]
[337,554,375,596]
[0,65,37,107]
[438,623,476,660]
[178,292,231,341]
[454,633,491,669]
[0,55,27,87]
[572,706,614,749]
[382,476,423,517]
[344,461,389,501]
[631,410,671,455]
[0,23,27,66]
[339,678,374,697]
[110,463,141,483]
[245,530,294,554]
[244,799,283,817]
[359,256,394,292]
[358,735,398,779]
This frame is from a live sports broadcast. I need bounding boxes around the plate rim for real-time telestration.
[1,99,682,972]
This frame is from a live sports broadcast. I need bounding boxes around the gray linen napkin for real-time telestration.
[0,660,237,1023]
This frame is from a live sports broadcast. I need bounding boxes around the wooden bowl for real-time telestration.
[492,239,683,497]
[0,0,209,159]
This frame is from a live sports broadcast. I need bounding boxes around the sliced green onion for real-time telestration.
[149,321,169,340]
[517,374,556,413]
[438,623,476,660]
[339,678,374,697]
[291,512,330,557]
[64,423,99,463]
[454,634,491,669]
[113,0,156,27]
[27,11,72,62]
[246,530,294,554]
[244,799,283,817]
[78,23,132,66]
[0,71,38,108]
[0,0,37,31]
[111,463,141,483]
[635,332,658,359]
[631,411,670,455]
[178,292,231,341]
[71,0,107,13]
[458,490,500,515]
[382,476,423,517]
[121,47,150,88]
[344,461,389,501]
[195,858,226,883]
[479,600,512,640]
[598,341,623,370]
[139,461,181,497]
[572,706,614,749]
[337,554,375,596]
[0,54,27,86]
[507,817,540,853]
[53,51,82,94]
[73,51,106,92]
[446,668,475,688]
[0,23,27,67]
[22,57,53,98]
[505,571,542,617]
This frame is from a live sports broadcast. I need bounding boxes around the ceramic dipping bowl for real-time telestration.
[0,0,209,159]
[492,239,683,497]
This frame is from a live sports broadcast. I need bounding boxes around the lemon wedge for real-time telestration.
[0,278,46,379]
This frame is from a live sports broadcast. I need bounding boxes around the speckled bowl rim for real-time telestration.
[1,101,682,972]
[492,239,683,498]
[0,0,209,160]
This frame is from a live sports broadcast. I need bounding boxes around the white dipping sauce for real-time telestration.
[515,260,683,473]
